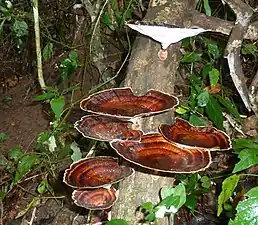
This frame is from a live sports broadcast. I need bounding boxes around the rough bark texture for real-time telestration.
[111,0,196,224]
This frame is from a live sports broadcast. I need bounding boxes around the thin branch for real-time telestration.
[223,0,253,111]
[32,0,46,90]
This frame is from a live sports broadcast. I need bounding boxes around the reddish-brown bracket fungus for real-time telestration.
[110,133,212,173]
[72,187,118,210]
[74,115,143,141]
[63,156,134,189]
[80,87,179,119]
[126,21,209,60]
[159,118,232,150]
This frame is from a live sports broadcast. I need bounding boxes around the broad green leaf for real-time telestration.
[70,142,82,162]
[161,187,175,200]
[50,96,65,119]
[140,202,154,211]
[42,42,53,61]
[233,137,258,151]
[216,96,241,121]
[34,92,56,101]
[12,20,28,37]
[201,64,213,78]
[197,91,210,107]
[229,187,258,225]
[207,42,220,59]
[203,0,211,16]
[8,148,23,162]
[200,176,211,189]
[205,95,223,129]
[217,174,240,216]
[233,148,258,173]
[189,114,207,126]
[106,219,129,225]
[181,52,202,63]
[185,194,197,212]
[209,68,219,88]
[14,155,38,184]
[0,132,8,142]
[69,50,78,61]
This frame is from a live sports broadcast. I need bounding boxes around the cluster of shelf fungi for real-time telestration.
[63,87,232,211]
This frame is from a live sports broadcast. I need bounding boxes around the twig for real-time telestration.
[32,0,46,90]
[27,207,37,225]
[89,0,109,56]
[223,0,253,111]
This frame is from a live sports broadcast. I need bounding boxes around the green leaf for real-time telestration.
[233,137,258,152]
[233,148,258,173]
[50,96,65,119]
[197,91,210,107]
[207,41,220,59]
[102,12,115,31]
[12,20,28,37]
[140,202,154,212]
[176,106,189,114]
[229,187,258,225]
[0,18,6,34]
[209,68,219,88]
[37,179,49,194]
[2,97,12,103]
[205,95,224,129]
[70,142,82,162]
[181,52,202,63]
[200,176,211,189]
[42,42,53,61]
[189,114,207,126]
[34,92,56,101]
[0,132,8,142]
[241,43,258,56]
[185,194,197,212]
[216,96,241,121]
[161,187,175,200]
[8,148,23,162]
[106,219,129,225]
[217,174,240,216]
[13,155,38,184]
[203,0,211,16]
[0,191,6,201]
[202,64,213,78]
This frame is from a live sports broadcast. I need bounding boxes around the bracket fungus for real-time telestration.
[74,115,143,142]
[63,156,134,189]
[64,87,232,212]
[110,133,212,173]
[72,187,118,210]
[159,118,232,150]
[80,87,179,119]
[126,21,209,60]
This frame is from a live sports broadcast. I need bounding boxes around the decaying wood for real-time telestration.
[223,0,253,112]
[110,0,258,224]
[111,1,195,224]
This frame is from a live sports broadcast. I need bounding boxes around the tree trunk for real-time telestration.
[111,0,196,224]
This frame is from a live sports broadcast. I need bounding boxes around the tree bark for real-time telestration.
[111,0,196,224]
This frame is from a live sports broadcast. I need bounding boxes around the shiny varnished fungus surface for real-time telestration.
[74,115,143,141]
[110,133,212,173]
[159,118,231,150]
[72,187,118,210]
[63,156,134,189]
[80,87,179,119]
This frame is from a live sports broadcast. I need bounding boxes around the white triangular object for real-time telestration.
[127,22,209,49]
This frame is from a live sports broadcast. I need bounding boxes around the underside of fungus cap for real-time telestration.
[159,118,232,150]
[126,21,209,49]
[80,87,179,119]
[63,156,134,189]
[72,186,118,210]
[110,133,212,173]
